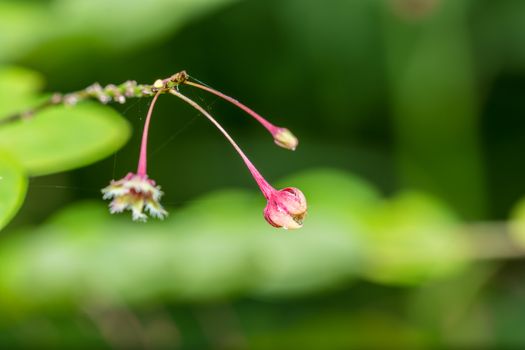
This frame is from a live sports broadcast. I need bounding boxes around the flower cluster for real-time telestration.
[102,173,167,222]
[102,72,307,228]
[62,81,153,106]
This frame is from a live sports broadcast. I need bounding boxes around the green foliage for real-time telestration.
[0,169,473,313]
[0,0,238,63]
[0,103,131,176]
[1,0,525,348]
[0,151,27,231]
[363,192,468,285]
[0,66,44,119]
[509,198,525,248]
[384,0,485,218]
[247,310,429,350]
[0,66,130,228]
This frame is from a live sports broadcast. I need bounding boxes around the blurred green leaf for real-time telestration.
[384,0,486,218]
[0,3,51,63]
[54,0,239,49]
[248,310,429,350]
[0,169,380,310]
[0,0,238,63]
[0,151,27,231]
[408,264,498,348]
[473,0,525,72]
[0,169,474,314]
[251,169,381,296]
[509,198,525,248]
[362,191,469,285]
[0,103,131,176]
[0,66,44,119]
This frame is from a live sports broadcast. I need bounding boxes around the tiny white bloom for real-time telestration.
[101,172,167,222]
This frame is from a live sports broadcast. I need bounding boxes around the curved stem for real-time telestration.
[168,89,274,199]
[137,90,162,176]
[184,80,279,135]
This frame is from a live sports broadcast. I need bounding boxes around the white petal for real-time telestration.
[146,200,168,219]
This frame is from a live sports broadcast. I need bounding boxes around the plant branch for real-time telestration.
[0,71,190,126]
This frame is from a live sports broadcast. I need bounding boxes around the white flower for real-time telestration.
[101,172,167,222]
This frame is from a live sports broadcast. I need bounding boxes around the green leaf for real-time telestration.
[251,169,380,296]
[362,191,469,285]
[509,198,525,248]
[0,0,238,63]
[0,66,44,119]
[0,103,131,176]
[248,310,429,350]
[0,169,379,310]
[0,3,51,63]
[0,169,473,312]
[0,151,27,231]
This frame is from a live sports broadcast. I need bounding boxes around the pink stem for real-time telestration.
[169,89,275,199]
[184,80,279,135]
[137,90,161,176]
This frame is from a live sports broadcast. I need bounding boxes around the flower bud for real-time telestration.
[153,79,164,89]
[264,187,307,229]
[273,128,299,151]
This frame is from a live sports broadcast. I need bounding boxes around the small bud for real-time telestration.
[105,84,125,104]
[102,172,167,222]
[123,80,138,97]
[273,128,299,151]
[264,187,307,229]
[142,88,154,96]
[51,93,63,104]
[153,79,164,89]
[86,83,103,95]
[97,94,111,104]
[63,94,79,106]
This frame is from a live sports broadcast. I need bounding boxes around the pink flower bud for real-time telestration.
[272,127,298,151]
[264,187,307,229]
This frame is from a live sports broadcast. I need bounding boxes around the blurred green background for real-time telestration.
[2,0,525,348]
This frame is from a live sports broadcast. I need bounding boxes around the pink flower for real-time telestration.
[102,91,167,222]
[264,187,307,229]
[102,72,306,228]
[169,89,307,229]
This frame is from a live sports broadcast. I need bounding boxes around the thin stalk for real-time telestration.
[184,80,278,134]
[137,90,161,176]
[168,89,274,199]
